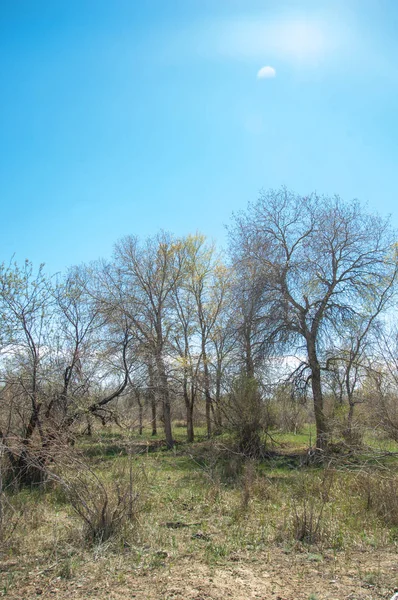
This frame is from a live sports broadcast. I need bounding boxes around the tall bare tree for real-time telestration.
[182,235,229,437]
[171,266,201,442]
[0,261,54,483]
[113,233,186,448]
[229,188,398,450]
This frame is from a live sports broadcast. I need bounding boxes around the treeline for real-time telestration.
[1,188,398,480]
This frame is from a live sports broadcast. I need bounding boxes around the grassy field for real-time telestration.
[1,425,398,599]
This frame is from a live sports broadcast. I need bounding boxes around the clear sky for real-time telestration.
[1,0,398,274]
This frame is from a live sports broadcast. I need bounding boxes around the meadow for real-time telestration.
[1,423,398,600]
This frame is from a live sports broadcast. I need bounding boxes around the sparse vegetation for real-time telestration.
[0,422,398,598]
[1,191,398,598]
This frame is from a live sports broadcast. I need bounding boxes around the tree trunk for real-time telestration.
[213,367,223,434]
[202,346,212,438]
[186,401,194,443]
[151,399,157,436]
[345,367,355,442]
[155,353,173,449]
[245,342,255,379]
[243,318,255,379]
[148,360,157,435]
[307,337,328,451]
[136,391,143,436]
[205,394,211,437]
[183,371,194,443]
[347,401,354,429]
[345,400,355,442]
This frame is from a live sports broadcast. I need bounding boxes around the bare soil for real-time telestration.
[2,547,397,600]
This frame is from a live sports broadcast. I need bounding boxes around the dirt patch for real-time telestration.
[3,547,398,600]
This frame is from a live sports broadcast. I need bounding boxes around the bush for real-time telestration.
[223,375,265,457]
[268,384,307,434]
[47,451,142,545]
[357,472,398,528]
[280,470,335,545]
[374,393,398,442]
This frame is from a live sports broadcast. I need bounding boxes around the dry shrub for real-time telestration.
[341,421,364,447]
[269,385,307,434]
[224,375,265,457]
[294,469,335,502]
[374,393,398,442]
[45,448,143,545]
[238,462,277,515]
[0,442,40,550]
[0,492,23,550]
[250,474,276,503]
[2,442,48,489]
[292,497,324,544]
[69,477,134,544]
[332,414,365,448]
[284,470,335,545]
[240,461,255,510]
[356,472,398,528]
[209,453,245,485]
[0,427,78,490]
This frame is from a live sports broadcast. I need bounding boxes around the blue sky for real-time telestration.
[1,0,398,273]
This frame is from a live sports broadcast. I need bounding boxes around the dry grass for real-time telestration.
[1,429,398,598]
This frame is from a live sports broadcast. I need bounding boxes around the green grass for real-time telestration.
[2,420,398,597]
[272,424,317,449]
[3,419,398,600]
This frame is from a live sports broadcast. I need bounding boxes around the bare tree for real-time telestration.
[77,261,144,428]
[229,188,398,450]
[229,259,271,379]
[208,293,236,434]
[0,260,140,485]
[113,233,186,449]
[52,266,103,425]
[0,261,54,483]
[366,326,398,441]
[181,235,229,437]
[324,312,387,442]
[171,267,201,442]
